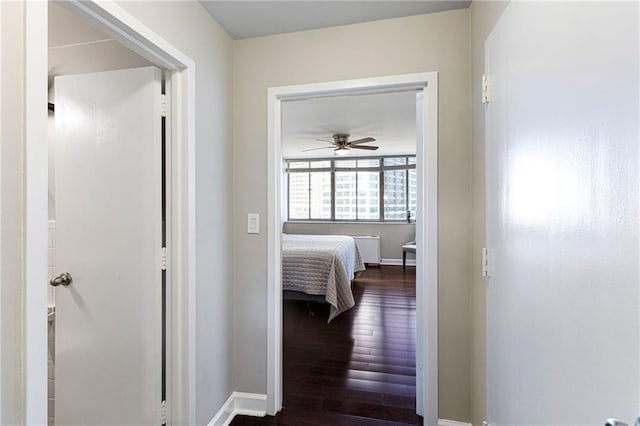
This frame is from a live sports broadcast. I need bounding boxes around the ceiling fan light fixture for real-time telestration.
[302,133,377,154]
[335,146,350,156]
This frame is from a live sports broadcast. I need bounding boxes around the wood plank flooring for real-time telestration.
[231,265,422,426]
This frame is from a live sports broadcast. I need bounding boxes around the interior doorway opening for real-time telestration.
[276,90,419,423]
[266,73,439,424]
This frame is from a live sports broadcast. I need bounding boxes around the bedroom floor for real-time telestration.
[231,265,421,426]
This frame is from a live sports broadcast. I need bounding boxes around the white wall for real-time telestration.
[0,2,25,423]
[283,222,415,261]
[233,10,472,421]
[468,2,509,425]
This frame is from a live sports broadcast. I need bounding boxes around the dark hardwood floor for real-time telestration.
[231,265,422,426]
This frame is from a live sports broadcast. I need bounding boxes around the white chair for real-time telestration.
[402,240,416,269]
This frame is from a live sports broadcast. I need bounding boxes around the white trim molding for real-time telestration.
[438,419,473,426]
[208,392,267,426]
[24,2,49,424]
[380,258,417,267]
[267,72,439,424]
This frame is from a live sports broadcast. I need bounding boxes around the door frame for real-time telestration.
[266,72,439,424]
[24,1,196,424]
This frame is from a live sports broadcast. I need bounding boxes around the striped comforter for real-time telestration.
[282,234,366,321]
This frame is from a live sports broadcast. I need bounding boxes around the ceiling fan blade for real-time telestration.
[350,145,379,150]
[302,146,335,152]
[349,137,376,145]
[314,138,336,144]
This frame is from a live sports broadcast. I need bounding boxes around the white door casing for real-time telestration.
[485,2,639,424]
[267,73,439,424]
[54,66,163,425]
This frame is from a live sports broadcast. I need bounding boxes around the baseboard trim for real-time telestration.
[208,392,267,426]
[438,419,472,426]
[380,258,416,267]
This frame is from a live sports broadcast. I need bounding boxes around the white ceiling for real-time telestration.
[282,91,417,159]
[200,1,471,40]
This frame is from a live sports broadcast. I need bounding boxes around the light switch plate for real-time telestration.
[247,213,260,234]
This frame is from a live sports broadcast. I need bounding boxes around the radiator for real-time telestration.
[352,236,381,264]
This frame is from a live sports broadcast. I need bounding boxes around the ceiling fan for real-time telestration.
[303,133,378,156]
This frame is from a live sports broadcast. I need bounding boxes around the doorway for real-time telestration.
[266,73,439,424]
[47,4,167,424]
[24,1,196,424]
[275,91,419,422]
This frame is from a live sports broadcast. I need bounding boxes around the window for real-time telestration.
[287,161,331,220]
[286,155,416,221]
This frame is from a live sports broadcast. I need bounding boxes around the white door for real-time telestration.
[54,67,163,425]
[485,2,639,425]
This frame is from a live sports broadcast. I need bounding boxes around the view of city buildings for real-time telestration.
[287,156,417,221]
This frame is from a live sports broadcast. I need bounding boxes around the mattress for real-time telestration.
[282,234,366,321]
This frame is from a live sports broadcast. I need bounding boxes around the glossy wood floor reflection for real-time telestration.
[231,265,421,426]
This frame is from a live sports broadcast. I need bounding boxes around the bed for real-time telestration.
[282,234,366,321]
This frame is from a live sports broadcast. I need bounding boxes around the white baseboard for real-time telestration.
[439,419,472,426]
[208,392,267,426]
[379,257,416,267]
